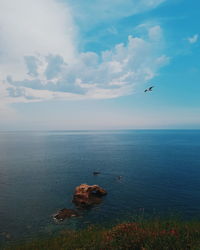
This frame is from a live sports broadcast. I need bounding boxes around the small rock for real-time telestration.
[53,208,79,221]
[93,171,101,175]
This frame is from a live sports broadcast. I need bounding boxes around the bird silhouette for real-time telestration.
[144,86,154,92]
[149,86,154,91]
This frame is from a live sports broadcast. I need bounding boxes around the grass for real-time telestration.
[3,219,200,250]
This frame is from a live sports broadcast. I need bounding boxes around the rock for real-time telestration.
[53,208,79,221]
[93,171,101,175]
[73,184,107,207]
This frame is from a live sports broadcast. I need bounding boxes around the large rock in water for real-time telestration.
[73,184,107,207]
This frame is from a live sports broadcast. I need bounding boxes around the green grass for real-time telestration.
[4,220,200,250]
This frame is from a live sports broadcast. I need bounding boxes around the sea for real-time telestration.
[0,130,200,244]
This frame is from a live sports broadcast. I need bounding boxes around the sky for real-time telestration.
[0,0,200,130]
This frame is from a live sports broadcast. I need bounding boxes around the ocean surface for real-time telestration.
[0,130,200,244]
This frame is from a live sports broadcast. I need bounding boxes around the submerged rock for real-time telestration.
[93,171,101,175]
[53,208,79,221]
[73,184,107,208]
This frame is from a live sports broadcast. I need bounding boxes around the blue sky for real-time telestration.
[0,0,200,130]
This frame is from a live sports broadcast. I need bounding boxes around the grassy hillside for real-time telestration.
[4,219,200,250]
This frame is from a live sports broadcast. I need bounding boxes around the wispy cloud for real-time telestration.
[187,34,199,44]
[0,0,168,106]
[68,0,166,31]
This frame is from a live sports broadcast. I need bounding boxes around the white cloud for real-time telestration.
[148,25,163,41]
[0,0,168,106]
[68,0,166,30]
[0,0,76,79]
[187,34,199,44]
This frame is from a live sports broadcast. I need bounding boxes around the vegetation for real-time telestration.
[4,219,200,250]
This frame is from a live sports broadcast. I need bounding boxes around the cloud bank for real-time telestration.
[0,0,168,104]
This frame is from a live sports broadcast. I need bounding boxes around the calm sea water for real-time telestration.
[0,130,200,244]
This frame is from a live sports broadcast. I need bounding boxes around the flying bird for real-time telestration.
[144,86,154,92]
